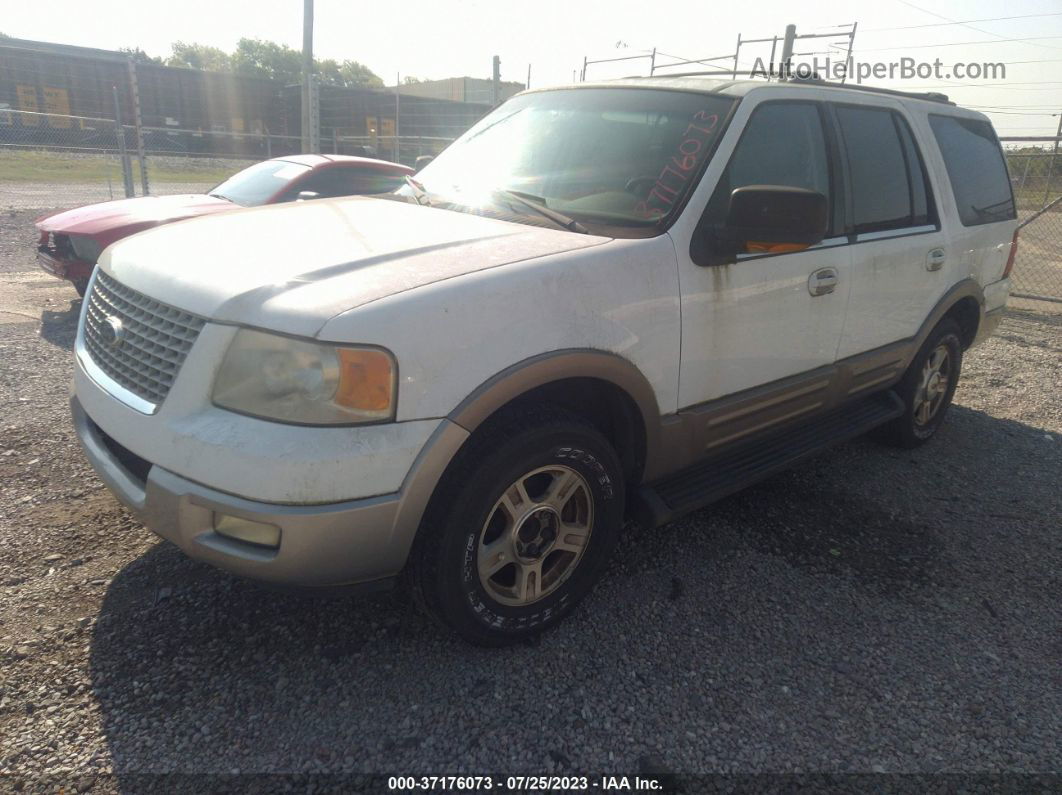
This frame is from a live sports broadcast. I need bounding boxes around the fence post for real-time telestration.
[1042,115,1062,209]
[1018,155,1032,196]
[126,57,149,195]
[112,85,134,198]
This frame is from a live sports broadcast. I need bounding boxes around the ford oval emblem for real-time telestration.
[100,315,125,347]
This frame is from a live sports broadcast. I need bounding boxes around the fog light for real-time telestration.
[213,513,281,549]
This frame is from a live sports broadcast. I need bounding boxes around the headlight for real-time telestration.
[69,235,103,263]
[212,329,396,425]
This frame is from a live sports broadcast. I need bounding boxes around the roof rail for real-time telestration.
[641,71,952,105]
[790,77,952,104]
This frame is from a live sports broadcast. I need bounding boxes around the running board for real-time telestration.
[633,391,904,528]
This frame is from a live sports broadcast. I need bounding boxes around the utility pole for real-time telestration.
[126,58,148,195]
[492,55,501,107]
[840,22,858,85]
[301,0,314,153]
[1042,112,1062,208]
[526,63,531,90]
[395,72,400,164]
[778,24,797,81]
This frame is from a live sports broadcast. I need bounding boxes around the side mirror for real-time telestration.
[296,190,320,202]
[414,155,434,173]
[701,186,828,265]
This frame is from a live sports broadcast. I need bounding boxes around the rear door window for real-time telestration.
[835,105,933,234]
[929,115,1016,226]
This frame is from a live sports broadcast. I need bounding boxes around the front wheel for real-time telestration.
[874,318,963,448]
[411,406,625,646]
[72,278,89,298]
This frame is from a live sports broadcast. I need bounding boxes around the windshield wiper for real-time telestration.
[493,189,589,234]
[404,175,433,207]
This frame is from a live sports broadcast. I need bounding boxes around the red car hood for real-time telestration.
[35,194,234,235]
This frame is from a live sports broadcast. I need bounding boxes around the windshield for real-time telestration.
[410,88,735,236]
[209,160,313,206]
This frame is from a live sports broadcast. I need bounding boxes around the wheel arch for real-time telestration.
[447,349,665,487]
[904,279,985,369]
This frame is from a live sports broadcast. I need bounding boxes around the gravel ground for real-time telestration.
[0,207,1059,790]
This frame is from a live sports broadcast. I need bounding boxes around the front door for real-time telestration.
[672,98,850,412]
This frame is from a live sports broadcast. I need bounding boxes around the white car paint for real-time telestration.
[102,197,609,339]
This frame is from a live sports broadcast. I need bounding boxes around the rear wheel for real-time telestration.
[874,318,963,448]
[411,406,624,646]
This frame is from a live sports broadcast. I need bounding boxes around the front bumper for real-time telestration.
[38,249,92,282]
[72,395,467,587]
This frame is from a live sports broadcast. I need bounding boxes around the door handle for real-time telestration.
[808,267,838,296]
[926,248,946,272]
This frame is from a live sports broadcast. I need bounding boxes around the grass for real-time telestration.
[0,149,236,185]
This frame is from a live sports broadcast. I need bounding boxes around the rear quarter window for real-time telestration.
[929,115,1016,227]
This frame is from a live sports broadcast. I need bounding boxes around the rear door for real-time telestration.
[831,101,944,358]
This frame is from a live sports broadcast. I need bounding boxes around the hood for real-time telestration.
[36,194,234,236]
[101,196,610,338]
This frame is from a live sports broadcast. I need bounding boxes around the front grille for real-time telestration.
[83,271,205,407]
[39,232,75,261]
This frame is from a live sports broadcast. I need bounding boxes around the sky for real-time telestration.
[3,0,1062,138]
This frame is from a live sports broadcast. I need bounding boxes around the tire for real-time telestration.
[873,318,963,449]
[73,279,89,298]
[410,405,625,646]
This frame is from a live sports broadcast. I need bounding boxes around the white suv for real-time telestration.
[72,78,1018,644]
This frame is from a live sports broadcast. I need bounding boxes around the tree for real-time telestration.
[120,47,163,65]
[335,60,384,88]
[160,38,385,89]
[232,38,302,84]
[403,76,423,85]
[167,41,232,72]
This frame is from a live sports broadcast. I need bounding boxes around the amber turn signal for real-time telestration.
[335,348,396,415]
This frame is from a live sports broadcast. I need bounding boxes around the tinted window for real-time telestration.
[895,116,933,226]
[704,102,831,229]
[929,115,1016,226]
[837,106,924,233]
[277,167,405,201]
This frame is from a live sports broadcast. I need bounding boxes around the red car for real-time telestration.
[35,154,414,295]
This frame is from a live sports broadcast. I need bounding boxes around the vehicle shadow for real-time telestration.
[40,298,81,351]
[86,403,1061,780]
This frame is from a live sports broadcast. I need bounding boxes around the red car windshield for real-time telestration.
[209,160,313,207]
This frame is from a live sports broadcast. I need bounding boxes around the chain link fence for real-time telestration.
[1003,147,1062,304]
